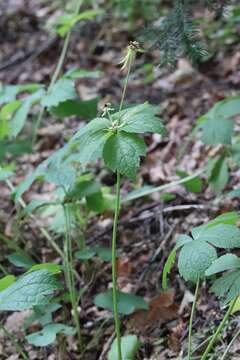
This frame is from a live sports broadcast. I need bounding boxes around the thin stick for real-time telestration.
[188,278,200,360]
[200,297,238,360]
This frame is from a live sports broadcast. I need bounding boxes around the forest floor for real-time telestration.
[1,1,240,359]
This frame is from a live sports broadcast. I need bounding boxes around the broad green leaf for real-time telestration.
[0,270,60,311]
[45,164,76,190]
[76,130,109,164]
[93,246,112,262]
[28,263,62,274]
[202,116,234,145]
[50,98,98,120]
[207,155,229,193]
[94,289,148,315]
[66,178,101,201]
[162,234,193,288]
[211,270,240,303]
[41,79,77,108]
[7,252,36,269]
[192,212,239,239]
[0,167,13,181]
[86,191,105,213]
[0,100,21,139]
[196,224,240,249]
[9,89,45,137]
[178,240,217,283]
[108,335,141,360]
[72,117,111,141]
[103,132,146,179]
[176,170,202,193]
[26,323,76,347]
[0,83,42,105]
[205,254,240,276]
[54,10,102,37]
[75,249,96,260]
[0,275,16,291]
[213,96,240,119]
[115,103,165,135]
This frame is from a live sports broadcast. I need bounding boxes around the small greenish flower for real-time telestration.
[119,41,145,70]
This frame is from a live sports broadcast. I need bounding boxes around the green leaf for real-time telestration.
[195,224,240,249]
[7,252,36,269]
[192,212,239,239]
[26,323,76,347]
[28,263,62,274]
[176,170,202,193]
[45,164,76,190]
[50,98,98,120]
[178,240,217,283]
[211,270,240,303]
[10,89,44,137]
[54,10,102,37]
[205,254,240,276]
[24,303,62,329]
[0,100,21,139]
[0,275,16,291]
[202,116,234,145]
[94,289,148,315]
[75,249,96,260]
[93,246,112,262]
[0,270,60,311]
[64,68,101,79]
[115,103,165,135]
[86,191,105,213]
[41,79,77,108]
[162,249,177,290]
[67,178,101,201]
[108,335,141,360]
[207,155,229,193]
[103,132,146,179]
[162,235,192,289]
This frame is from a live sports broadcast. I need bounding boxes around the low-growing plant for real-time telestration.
[163,211,240,359]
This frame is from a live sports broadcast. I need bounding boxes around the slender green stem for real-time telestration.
[118,56,133,113]
[200,297,238,360]
[63,205,83,352]
[32,0,83,144]
[0,323,28,360]
[220,325,240,360]
[188,278,200,360]
[111,171,122,360]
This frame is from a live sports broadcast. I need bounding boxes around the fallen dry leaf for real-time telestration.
[126,291,179,335]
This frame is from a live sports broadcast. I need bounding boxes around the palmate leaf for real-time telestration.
[178,240,217,282]
[192,224,240,249]
[114,103,165,135]
[0,270,60,311]
[205,254,240,276]
[210,270,240,304]
[103,132,146,180]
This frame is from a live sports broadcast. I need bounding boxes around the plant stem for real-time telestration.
[0,323,28,360]
[188,277,200,360]
[200,297,238,360]
[220,325,240,360]
[32,0,83,144]
[111,170,122,360]
[63,205,83,352]
[119,56,133,113]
